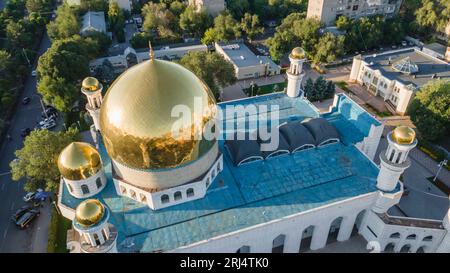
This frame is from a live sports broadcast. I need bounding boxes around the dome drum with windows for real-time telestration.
[58,142,102,181]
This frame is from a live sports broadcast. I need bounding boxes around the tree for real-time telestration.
[79,0,107,12]
[179,6,212,38]
[227,0,250,19]
[38,76,80,112]
[304,78,314,99]
[312,32,344,64]
[408,80,450,141]
[130,32,150,48]
[142,2,180,41]
[0,50,11,72]
[83,30,112,57]
[10,127,80,192]
[5,19,34,49]
[179,51,237,100]
[26,0,54,13]
[47,4,80,41]
[240,13,264,41]
[169,1,185,16]
[415,0,450,33]
[201,12,242,44]
[108,1,125,42]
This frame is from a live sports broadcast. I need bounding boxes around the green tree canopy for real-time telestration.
[201,12,242,44]
[25,0,54,13]
[108,1,125,42]
[47,3,80,41]
[240,13,264,41]
[142,2,180,41]
[5,19,34,49]
[313,32,345,64]
[227,0,250,19]
[408,80,450,141]
[10,127,80,192]
[179,6,212,38]
[179,51,237,100]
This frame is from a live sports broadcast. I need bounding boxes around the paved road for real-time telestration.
[0,32,52,253]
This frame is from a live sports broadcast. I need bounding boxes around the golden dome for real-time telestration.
[392,126,416,145]
[290,47,306,59]
[82,77,100,92]
[75,199,105,227]
[58,142,102,180]
[100,59,217,170]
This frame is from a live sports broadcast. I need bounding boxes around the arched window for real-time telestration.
[395,152,403,164]
[389,149,395,162]
[161,194,169,204]
[93,233,101,246]
[67,183,73,193]
[120,185,126,194]
[390,232,401,239]
[140,194,147,203]
[212,169,216,178]
[384,242,395,253]
[174,191,182,201]
[130,190,136,199]
[217,163,221,173]
[416,246,426,253]
[96,177,102,189]
[81,184,89,195]
[206,178,210,188]
[406,234,416,240]
[400,244,411,253]
[272,234,286,253]
[186,188,194,198]
[423,235,433,242]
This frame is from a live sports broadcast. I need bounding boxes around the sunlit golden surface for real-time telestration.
[392,126,416,145]
[100,59,217,170]
[58,142,102,180]
[290,47,306,59]
[82,77,100,92]
[75,199,105,227]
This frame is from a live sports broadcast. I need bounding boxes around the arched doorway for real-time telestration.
[299,225,315,253]
[327,217,343,245]
[272,234,286,253]
[416,246,426,253]
[384,242,395,253]
[351,210,366,236]
[400,244,411,253]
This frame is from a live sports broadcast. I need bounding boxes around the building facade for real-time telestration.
[57,48,450,253]
[188,0,225,16]
[307,0,403,26]
[349,47,450,115]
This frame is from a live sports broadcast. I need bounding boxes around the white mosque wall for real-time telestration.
[168,192,379,253]
[112,142,219,191]
[354,121,384,161]
[57,182,76,220]
[63,170,107,199]
[360,210,447,253]
[113,154,224,210]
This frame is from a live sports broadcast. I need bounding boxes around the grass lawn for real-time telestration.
[243,82,287,97]
[47,207,71,253]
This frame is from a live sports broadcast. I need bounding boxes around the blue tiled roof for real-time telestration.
[59,93,383,252]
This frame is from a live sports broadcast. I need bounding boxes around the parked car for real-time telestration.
[31,70,37,77]
[401,41,407,47]
[20,128,31,138]
[22,97,31,105]
[15,210,40,229]
[39,120,56,130]
[41,107,57,118]
[38,116,56,126]
[11,205,36,222]
[23,188,43,202]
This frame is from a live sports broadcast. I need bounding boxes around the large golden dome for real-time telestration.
[392,126,416,145]
[58,142,102,180]
[100,59,217,170]
[75,199,105,227]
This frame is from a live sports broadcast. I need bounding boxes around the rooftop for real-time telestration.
[60,93,384,252]
[363,48,450,88]
[217,42,279,69]
[81,11,106,34]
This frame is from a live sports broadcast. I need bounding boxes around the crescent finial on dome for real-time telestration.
[149,41,154,61]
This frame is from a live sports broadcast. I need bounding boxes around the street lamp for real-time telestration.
[433,159,448,183]
[34,94,49,119]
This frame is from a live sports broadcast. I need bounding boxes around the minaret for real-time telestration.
[372,126,417,213]
[70,199,118,253]
[58,142,107,199]
[81,77,103,131]
[286,47,306,98]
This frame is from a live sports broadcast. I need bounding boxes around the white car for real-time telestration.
[401,41,407,47]
[23,189,43,202]
[31,70,37,77]
[38,117,55,126]
[40,121,56,130]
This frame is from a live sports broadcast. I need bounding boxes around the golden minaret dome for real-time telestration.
[75,199,105,227]
[290,47,306,59]
[392,126,416,145]
[99,58,217,170]
[58,142,102,180]
[82,77,100,92]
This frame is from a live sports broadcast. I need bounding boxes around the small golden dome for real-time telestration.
[290,47,306,59]
[82,77,100,92]
[58,142,102,180]
[100,59,217,171]
[75,199,105,227]
[392,126,416,145]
